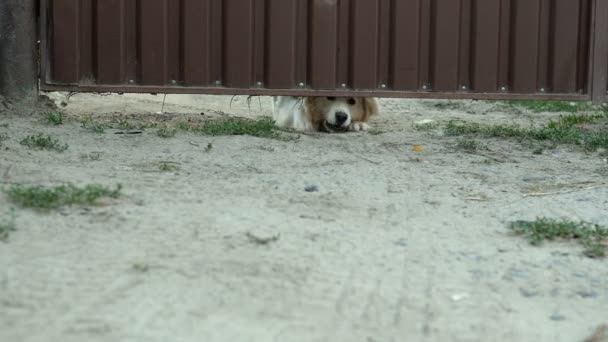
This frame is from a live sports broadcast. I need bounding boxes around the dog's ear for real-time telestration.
[362,97,379,117]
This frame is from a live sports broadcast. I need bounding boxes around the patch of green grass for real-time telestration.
[191,117,294,140]
[156,127,177,138]
[548,112,607,127]
[6,184,122,210]
[81,119,108,133]
[500,100,597,113]
[0,209,16,242]
[20,134,68,152]
[456,139,483,152]
[444,111,608,151]
[510,218,608,258]
[196,117,277,137]
[44,111,64,125]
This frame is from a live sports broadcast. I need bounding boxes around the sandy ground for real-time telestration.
[1,93,607,342]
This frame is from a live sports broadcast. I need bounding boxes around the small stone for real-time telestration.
[550,314,566,321]
[520,288,540,298]
[576,290,598,299]
[305,185,319,193]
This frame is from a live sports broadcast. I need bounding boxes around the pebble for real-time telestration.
[550,314,566,321]
[576,290,598,299]
[519,288,540,298]
[305,185,319,193]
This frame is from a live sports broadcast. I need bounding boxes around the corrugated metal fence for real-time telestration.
[41,0,608,102]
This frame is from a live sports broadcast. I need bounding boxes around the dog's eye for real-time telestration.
[327,97,336,101]
[347,98,356,105]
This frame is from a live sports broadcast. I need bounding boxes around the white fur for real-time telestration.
[272,96,314,131]
[349,122,370,132]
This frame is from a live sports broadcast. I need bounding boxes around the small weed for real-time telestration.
[80,152,103,161]
[456,139,483,152]
[20,134,68,152]
[44,111,64,125]
[0,209,17,242]
[415,121,440,131]
[0,133,8,146]
[175,121,191,131]
[118,119,137,130]
[159,162,180,172]
[81,119,107,133]
[132,263,150,273]
[245,232,281,246]
[156,127,177,138]
[432,101,463,111]
[368,129,387,135]
[532,147,544,155]
[509,218,608,258]
[500,100,596,113]
[259,145,275,152]
[6,184,122,210]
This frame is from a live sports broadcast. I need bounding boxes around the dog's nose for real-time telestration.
[335,112,348,125]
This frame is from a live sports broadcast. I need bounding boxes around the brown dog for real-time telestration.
[272,96,379,132]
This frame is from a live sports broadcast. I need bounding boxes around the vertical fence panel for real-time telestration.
[510,0,541,93]
[591,0,608,103]
[391,0,420,90]
[309,0,338,89]
[470,0,500,92]
[78,0,94,82]
[96,0,125,84]
[223,0,253,88]
[183,0,211,86]
[551,0,581,93]
[52,0,80,83]
[266,0,297,89]
[431,0,461,91]
[351,0,379,89]
[138,0,165,85]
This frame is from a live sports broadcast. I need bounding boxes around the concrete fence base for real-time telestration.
[0,0,38,104]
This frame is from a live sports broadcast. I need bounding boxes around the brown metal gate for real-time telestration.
[40,0,608,102]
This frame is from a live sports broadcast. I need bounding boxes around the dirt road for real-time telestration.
[1,94,607,342]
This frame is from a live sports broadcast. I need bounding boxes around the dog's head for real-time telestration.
[305,97,379,132]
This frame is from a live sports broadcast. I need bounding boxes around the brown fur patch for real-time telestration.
[304,97,379,131]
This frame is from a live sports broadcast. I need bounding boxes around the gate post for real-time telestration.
[590,0,608,104]
[0,0,38,104]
